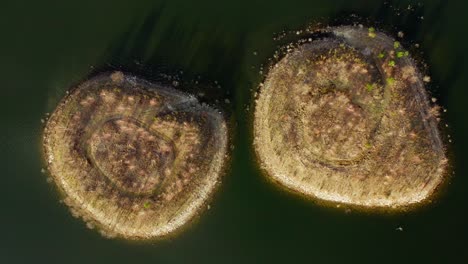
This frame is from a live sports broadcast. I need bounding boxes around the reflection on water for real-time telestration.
[1,0,467,263]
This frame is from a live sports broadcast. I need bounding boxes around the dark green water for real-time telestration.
[1,0,467,263]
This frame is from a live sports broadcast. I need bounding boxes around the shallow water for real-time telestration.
[1,0,468,263]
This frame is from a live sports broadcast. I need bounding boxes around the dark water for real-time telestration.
[1,0,467,263]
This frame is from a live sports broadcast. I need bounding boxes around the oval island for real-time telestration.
[43,72,228,239]
[254,26,448,209]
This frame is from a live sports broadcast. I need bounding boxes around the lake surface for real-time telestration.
[1,0,467,263]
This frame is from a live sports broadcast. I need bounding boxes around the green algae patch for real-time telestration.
[254,26,447,209]
[43,72,228,239]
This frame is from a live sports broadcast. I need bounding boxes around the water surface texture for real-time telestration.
[1,0,467,263]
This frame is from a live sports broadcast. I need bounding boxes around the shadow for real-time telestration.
[86,3,248,117]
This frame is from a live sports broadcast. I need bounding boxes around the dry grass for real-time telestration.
[43,72,228,239]
[254,26,447,209]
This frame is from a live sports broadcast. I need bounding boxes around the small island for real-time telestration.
[254,26,448,209]
[43,72,228,239]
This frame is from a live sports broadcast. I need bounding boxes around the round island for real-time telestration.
[254,26,448,209]
[43,72,228,239]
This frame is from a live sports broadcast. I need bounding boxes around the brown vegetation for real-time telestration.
[43,72,228,239]
[254,26,447,208]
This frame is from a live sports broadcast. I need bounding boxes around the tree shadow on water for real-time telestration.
[92,3,247,113]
